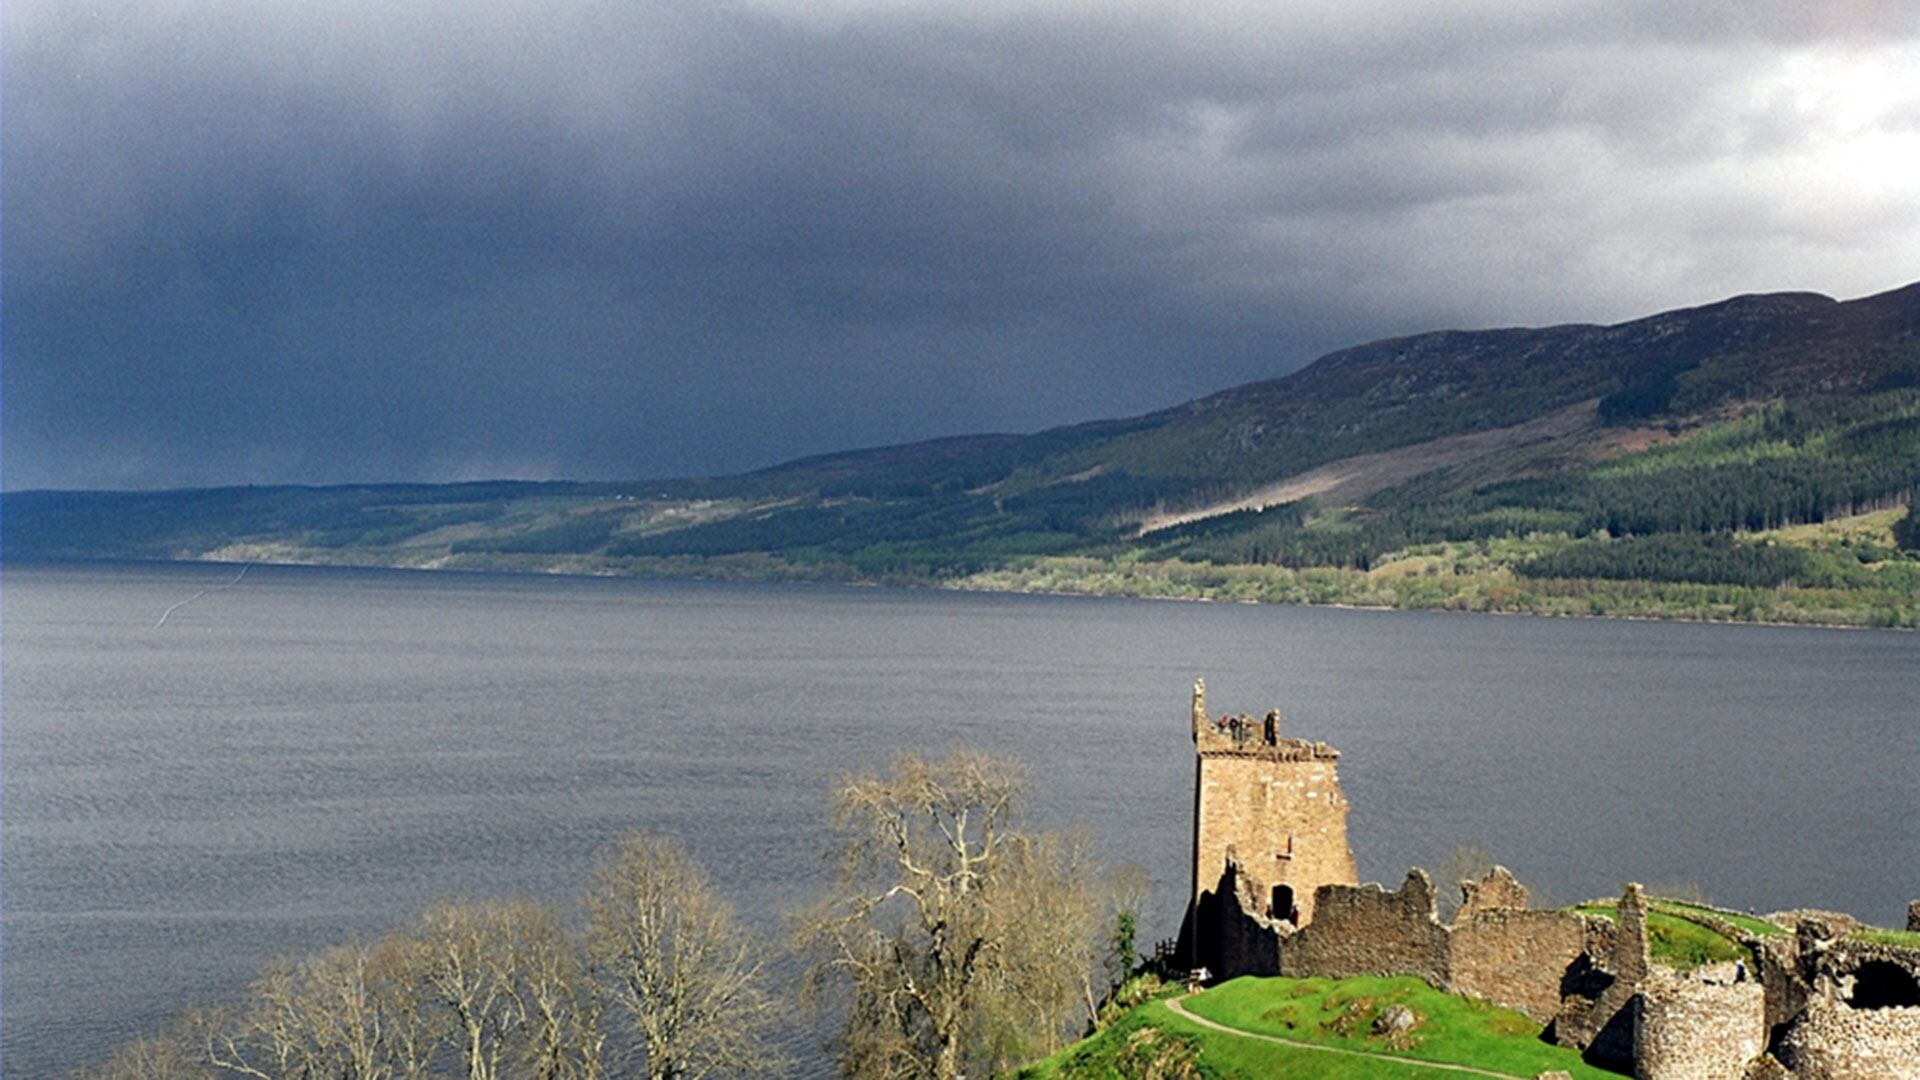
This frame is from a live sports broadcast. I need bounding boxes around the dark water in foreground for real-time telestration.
[3,561,1916,1076]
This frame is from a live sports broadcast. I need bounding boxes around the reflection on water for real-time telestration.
[4,561,1916,1076]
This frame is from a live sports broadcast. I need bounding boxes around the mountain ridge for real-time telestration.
[9,281,1919,627]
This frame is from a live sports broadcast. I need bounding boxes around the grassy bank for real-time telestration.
[49,522,1919,629]
[950,529,1920,629]
[1014,975,1621,1079]
[1570,904,1750,970]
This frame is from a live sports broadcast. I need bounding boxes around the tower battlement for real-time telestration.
[1191,678,1340,760]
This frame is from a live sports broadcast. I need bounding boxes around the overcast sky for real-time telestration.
[6,0,1919,490]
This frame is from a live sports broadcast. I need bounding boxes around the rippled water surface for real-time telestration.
[5,561,1917,1076]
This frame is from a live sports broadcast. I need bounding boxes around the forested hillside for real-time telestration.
[10,284,1920,626]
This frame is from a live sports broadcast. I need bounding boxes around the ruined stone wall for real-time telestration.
[1455,865,1529,922]
[1751,936,1811,1034]
[1608,884,1653,984]
[1633,970,1766,1080]
[1450,909,1590,1023]
[1267,865,1583,1023]
[1644,903,1808,1033]
[1278,870,1449,987]
[1190,860,1285,977]
[1777,909,1863,936]
[1777,998,1920,1080]
[1552,883,1652,1068]
[1583,913,1620,961]
[1824,938,1920,991]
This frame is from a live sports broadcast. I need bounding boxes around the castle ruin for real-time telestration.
[1181,678,1920,1079]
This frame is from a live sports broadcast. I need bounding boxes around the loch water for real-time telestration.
[4,560,1916,1076]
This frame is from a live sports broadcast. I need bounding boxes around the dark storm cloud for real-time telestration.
[6,0,1919,488]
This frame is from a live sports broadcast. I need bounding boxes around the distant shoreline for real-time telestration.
[21,551,1909,633]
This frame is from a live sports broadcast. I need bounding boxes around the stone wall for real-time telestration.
[1456,865,1529,922]
[1633,969,1766,1080]
[1647,903,1809,1033]
[1825,938,1920,996]
[1279,870,1450,988]
[1450,908,1590,1023]
[1908,900,1920,934]
[1189,859,1285,977]
[1552,883,1651,1067]
[1751,936,1811,1034]
[1271,866,1591,1024]
[1776,910,1862,936]
[1776,998,1920,1080]
[1583,912,1620,961]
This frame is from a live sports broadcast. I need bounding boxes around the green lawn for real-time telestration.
[1649,900,1787,939]
[1851,927,1920,949]
[1574,905,1748,970]
[1014,976,1623,1079]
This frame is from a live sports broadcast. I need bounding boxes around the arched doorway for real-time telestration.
[1272,884,1297,924]
[1849,961,1920,1009]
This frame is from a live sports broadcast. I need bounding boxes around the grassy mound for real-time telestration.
[1852,927,1920,949]
[1015,975,1622,1079]
[1573,904,1750,970]
[1649,900,1786,939]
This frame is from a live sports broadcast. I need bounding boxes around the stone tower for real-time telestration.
[1189,678,1357,930]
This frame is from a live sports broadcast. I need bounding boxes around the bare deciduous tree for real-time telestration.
[76,1024,212,1080]
[985,827,1103,1055]
[85,834,774,1080]
[202,934,442,1080]
[795,750,1100,1080]
[365,933,446,1080]
[1436,844,1496,920]
[419,899,596,1080]
[504,903,607,1080]
[585,831,779,1080]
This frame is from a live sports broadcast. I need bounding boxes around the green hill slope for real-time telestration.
[9,284,1919,625]
[1015,976,1622,1079]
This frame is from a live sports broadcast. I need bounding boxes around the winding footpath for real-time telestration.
[1162,996,1530,1079]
